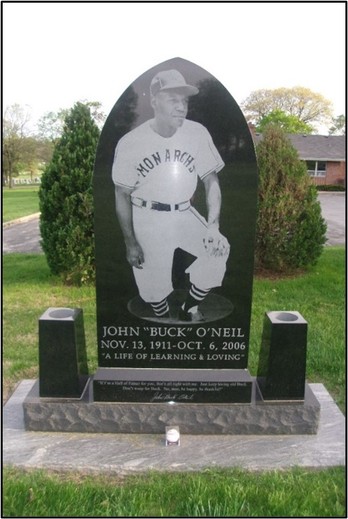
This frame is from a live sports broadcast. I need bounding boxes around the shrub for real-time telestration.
[39,102,100,284]
[255,125,327,272]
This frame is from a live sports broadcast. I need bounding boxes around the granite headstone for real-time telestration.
[93,57,258,402]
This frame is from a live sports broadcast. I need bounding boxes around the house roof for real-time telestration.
[254,134,346,162]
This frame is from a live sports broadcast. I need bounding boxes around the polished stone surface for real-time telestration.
[93,368,253,403]
[4,381,344,473]
[257,311,308,400]
[93,57,258,372]
[39,308,88,398]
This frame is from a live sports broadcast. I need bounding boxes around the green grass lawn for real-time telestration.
[3,186,40,222]
[3,466,345,517]
[2,248,346,517]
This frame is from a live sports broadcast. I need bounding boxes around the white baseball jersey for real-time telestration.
[112,119,224,204]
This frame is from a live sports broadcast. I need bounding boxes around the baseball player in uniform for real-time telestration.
[112,69,230,321]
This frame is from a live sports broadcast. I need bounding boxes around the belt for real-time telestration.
[131,197,190,212]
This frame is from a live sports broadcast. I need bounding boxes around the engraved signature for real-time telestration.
[150,391,195,402]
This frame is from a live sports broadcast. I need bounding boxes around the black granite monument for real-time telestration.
[92,57,258,402]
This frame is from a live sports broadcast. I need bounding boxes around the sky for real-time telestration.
[3,2,346,133]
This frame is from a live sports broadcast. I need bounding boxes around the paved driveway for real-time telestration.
[3,214,43,254]
[318,192,345,246]
[2,193,345,253]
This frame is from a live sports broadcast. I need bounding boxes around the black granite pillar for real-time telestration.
[257,311,307,400]
[39,307,89,398]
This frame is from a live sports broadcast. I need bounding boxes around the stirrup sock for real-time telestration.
[151,298,169,317]
[183,285,211,312]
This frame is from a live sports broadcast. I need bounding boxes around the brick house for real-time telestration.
[253,132,346,187]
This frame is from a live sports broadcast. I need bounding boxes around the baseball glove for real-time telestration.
[204,227,230,257]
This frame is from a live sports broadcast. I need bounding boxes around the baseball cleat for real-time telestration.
[178,307,205,322]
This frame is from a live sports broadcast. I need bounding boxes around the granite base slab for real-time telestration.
[23,377,320,434]
[3,381,345,473]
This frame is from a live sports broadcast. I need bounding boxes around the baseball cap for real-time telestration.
[150,70,199,97]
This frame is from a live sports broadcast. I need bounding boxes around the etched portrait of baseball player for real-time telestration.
[112,69,230,322]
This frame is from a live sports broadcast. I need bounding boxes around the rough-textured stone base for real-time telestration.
[23,377,320,434]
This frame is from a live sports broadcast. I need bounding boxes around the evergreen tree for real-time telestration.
[39,102,100,284]
[255,124,327,272]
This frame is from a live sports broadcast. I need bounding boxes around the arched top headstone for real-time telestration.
[93,57,258,374]
[95,57,256,175]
